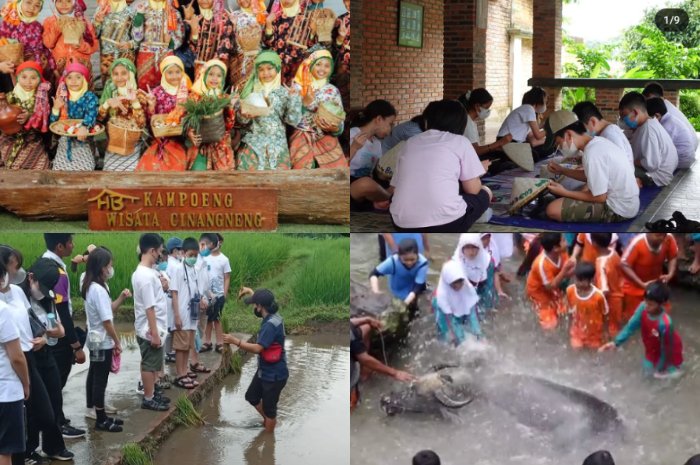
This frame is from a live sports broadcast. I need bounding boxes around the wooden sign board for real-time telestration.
[87,187,278,231]
[398,1,423,48]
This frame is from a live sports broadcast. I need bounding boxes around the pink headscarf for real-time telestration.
[63,62,90,82]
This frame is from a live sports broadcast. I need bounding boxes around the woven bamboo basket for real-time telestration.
[237,23,262,52]
[316,103,345,128]
[0,43,24,67]
[314,9,337,43]
[151,114,183,138]
[106,119,142,156]
[198,110,225,144]
[240,100,271,118]
[59,17,86,45]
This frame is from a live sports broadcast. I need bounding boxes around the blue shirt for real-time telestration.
[256,313,289,382]
[381,120,422,154]
[374,254,429,300]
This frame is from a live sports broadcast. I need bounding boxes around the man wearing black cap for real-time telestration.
[223,289,288,433]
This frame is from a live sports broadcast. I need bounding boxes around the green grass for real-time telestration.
[121,443,152,465]
[228,351,243,375]
[2,233,349,332]
[173,396,205,427]
[0,213,348,233]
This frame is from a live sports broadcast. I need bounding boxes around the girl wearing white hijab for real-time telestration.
[479,233,511,310]
[453,233,494,315]
[432,260,480,345]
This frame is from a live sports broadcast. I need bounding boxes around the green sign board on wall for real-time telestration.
[398,1,424,48]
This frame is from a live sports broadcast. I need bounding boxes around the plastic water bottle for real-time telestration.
[46,313,58,346]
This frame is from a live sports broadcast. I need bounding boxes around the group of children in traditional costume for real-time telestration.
[0,0,351,171]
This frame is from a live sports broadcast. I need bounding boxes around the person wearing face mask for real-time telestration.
[197,233,230,354]
[18,258,76,462]
[0,259,30,465]
[81,247,129,432]
[370,238,429,309]
[170,238,210,389]
[572,101,633,166]
[222,288,288,433]
[163,237,183,363]
[131,233,171,412]
[497,86,554,160]
[646,97,696,170]
[42,233,88,439]
[459,88,513,167]
[543,110,639,223]
[618,91,678,188]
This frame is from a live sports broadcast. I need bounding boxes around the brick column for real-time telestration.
[532,0,562,112]
[595,88,624,123]
[665,89,680,107]
[443,0,487,100]
[350,0,363,111]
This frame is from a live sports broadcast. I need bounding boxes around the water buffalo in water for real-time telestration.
[380,366,624,444]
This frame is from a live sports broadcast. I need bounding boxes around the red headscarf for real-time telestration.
[62,62,90,82]
[15,61,47,82]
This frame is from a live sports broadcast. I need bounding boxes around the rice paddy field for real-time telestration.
[1,233,349,333]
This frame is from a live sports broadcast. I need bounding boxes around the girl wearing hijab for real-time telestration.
[136,55,189,170]
[93,0,139,86]
[185,0,234,78]
[98,58,147,171]
[42,0,99,76]
[131,0,184,90]
[186,58,235,170]
[0,61,51,169]
[289,48,346,169]
[236,50,301,170]
[453,233,493,317]
[227,0,265,91]
[432,260,481,346]
[263,0,317,85]
[50,62,99,170]
[0,0,56,82]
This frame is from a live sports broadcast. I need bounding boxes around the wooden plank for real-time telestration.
[0,169,350,224]
[87,187,278,231]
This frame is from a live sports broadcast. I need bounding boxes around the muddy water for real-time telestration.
[351,233,700,465]
[153,333,349,465]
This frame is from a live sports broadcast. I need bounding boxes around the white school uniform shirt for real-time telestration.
[85,283,115,350]
[0,300,24,402]
[582,137,640,219]
[170,263,209,331]
[42,250,72,316]
[463,114,480,144]
[658,113,697,169]
[630,118,678,187]
[202,253,231,297]
[165,256,182,330]
[497,104,537,142]
[664,99,699,153]
[599,124,633,165]
[131,264,168,340]
[0,285,33,352]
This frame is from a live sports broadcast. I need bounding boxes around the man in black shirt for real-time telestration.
[350,316,414,412]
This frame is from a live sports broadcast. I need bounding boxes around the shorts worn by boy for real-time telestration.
[526,251,569,330]
[566,285,608,349]
[621,235,677,321]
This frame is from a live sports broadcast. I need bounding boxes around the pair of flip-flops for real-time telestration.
[646,211,700,233]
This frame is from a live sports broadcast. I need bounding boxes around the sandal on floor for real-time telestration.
[174,376,196,389]
[215,344,224,353]
[190,362,211,374]
[199,343,213,353]
[107,417,124,426]
[96,419,123,432]
[645,219,676,232]
[186,372,199,379]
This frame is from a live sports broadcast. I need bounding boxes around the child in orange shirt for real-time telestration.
[43,0,99,76]
[621,233,677,322]
[572,233,618,264]
[591,233,624,338]
[526,233,575,330]
[567,262,608,349]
